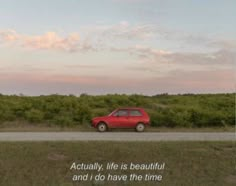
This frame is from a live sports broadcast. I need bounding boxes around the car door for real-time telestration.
[110,109,129,128]
[128,109,143,127]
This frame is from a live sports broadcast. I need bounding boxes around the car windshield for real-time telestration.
[108,110,116,116]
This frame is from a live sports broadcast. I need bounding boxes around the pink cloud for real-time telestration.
[0,30,82,52]
[0,30,19,42]
[23,32,80,51]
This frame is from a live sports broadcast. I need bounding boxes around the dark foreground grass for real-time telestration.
[0,141,235,186]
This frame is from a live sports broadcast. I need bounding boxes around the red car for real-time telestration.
[91,107,150,132]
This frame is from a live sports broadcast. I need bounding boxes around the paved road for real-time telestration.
[0,132,234,141]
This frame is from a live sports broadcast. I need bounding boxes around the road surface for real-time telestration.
[0,132,234,141]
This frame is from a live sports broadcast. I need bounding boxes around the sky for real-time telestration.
[0,0,235,95]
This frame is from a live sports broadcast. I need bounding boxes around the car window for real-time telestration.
[129,110,142,116]
[113,110,128,116]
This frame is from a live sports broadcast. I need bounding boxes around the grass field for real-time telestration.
[0,141,235,186]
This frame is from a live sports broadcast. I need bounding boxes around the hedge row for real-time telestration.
[0,93,234,127]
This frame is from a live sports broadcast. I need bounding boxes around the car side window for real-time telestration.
[113,110,128,116]
[129,110,142,116]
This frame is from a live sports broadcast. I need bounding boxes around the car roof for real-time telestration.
[118,107,144,110]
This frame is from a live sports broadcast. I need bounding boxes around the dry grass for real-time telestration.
[0,141,235,186]
[0,121,234,132]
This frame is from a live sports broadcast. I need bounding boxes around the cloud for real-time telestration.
[106,22,157,40]
[111,45,171,59]
[0,29,19,42]
[208,39,236,50]
[83,21,159,41]
[179,34,236,51]
[1,24,235,55]
[23,32,80,51]
[0,30,94,52]
[164,50,235,66]
[114,45,235,67]
[173,33,236,51]
[0,23,160,52]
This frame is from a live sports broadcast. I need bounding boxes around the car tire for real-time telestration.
[136,123,145,132]
[97,122,107,132]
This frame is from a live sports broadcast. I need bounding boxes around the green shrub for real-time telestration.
[73,104,91,124]
[25,109,44,123]
[54,116,74,127]
[0,93,234,128]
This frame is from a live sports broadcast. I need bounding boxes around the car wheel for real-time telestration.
[136,123,145,132]
[97,122,107,132]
